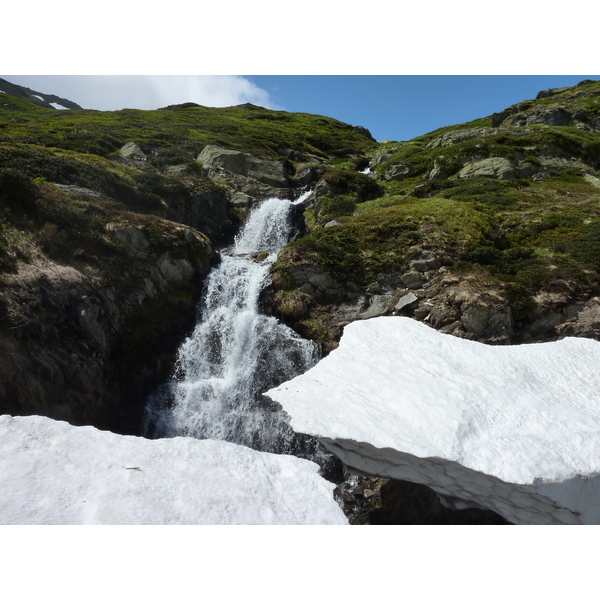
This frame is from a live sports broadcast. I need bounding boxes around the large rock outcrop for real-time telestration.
[110,141,149,169]
[197,144,294,203]
[266,317,600,525]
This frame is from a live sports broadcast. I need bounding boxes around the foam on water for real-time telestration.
[145,195,330,464]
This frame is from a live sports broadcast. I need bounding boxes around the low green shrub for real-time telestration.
[320,169,383,203]
[319,195,356,221]
[467,244,535,275]
[0,168,39,215]
[547,167,587,184]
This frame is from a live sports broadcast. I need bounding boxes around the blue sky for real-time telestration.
[3,75,598,144]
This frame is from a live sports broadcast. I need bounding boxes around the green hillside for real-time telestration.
[272,79,600,351]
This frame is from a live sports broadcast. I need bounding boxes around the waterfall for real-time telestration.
[144,194,334,467]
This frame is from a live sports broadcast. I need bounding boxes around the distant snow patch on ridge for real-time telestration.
[265,317,600,524]
[0,415,347,525]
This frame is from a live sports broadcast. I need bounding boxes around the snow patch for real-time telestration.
[266,317,600,524]
[0,415,347,525]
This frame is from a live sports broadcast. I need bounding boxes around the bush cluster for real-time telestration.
[321,169,383,203]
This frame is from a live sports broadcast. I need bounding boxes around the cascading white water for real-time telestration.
[145,194,332,464]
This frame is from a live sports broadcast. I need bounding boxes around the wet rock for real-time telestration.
[556,300,600,340]
[370,479,509,525]
[461,303,514,342]
[357,294,394,320]
[400,271,424,290]
[334,474,387,525]
[394,292,419,312]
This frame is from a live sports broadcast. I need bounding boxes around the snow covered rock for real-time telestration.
[265,317,600,525]
[0,415,347,525]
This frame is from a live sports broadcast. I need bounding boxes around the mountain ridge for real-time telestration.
[0,77,82,110]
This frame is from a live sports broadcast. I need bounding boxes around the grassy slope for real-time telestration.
[0,95,375,162]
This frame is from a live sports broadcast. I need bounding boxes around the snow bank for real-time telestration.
[266,317,600,524]
[0,415,347,525]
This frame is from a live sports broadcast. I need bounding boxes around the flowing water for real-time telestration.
[144,194,335,469]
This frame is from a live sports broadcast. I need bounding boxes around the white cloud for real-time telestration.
[1,75,281,111]
[147,75,281,110]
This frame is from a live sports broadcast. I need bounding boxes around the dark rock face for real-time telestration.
[164,185,236,243]
[0,221,214,434]
[535,86,571,100]
[505,107,572,127]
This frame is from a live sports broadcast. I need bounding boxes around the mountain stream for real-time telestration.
[144,193,336,472]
